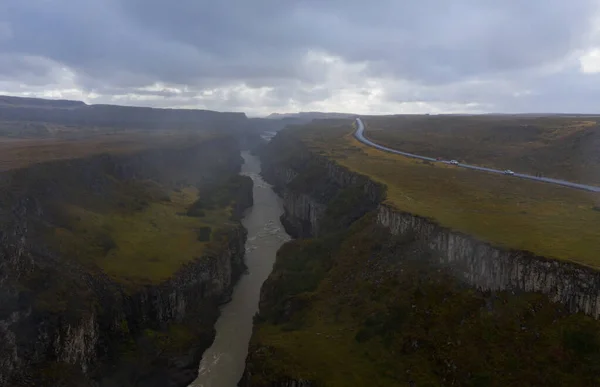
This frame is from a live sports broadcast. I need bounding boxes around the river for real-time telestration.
[189,151,290,387]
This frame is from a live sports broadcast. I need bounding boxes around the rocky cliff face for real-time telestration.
[95,224,248,387]
[0,137,252,386]
[260,142,383,239]
[260,134,600,320]
[241,131,600,386]
[378,205,600,318]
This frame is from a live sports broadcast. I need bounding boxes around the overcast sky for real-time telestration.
[1,0,600,116]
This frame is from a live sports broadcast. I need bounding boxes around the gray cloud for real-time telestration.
[0,0,599,114]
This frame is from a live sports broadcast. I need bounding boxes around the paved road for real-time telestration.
[354,118,600,193]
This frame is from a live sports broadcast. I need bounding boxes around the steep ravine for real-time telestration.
[188,152,290,387]
[261,135,600,319]
[0,137,253,386]
[240,133,600,386]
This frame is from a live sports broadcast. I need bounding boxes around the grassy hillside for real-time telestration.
[50,185,225,288]
[44,174,249,292]
[0,131,253,385]
[0,133,248,299]
[247,214,600,386]
[280,120,600,268]
[246,140,600,386]
[362,114,600,185]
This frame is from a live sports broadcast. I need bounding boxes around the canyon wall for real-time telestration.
[240,130,600,386]
[261,143,383,239]
[378,205,600,318]
[260,133,600,319]
[0,137,253,386]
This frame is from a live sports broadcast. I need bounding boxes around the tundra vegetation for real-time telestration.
[7,137,251,382]
[0,95,256,385]
[249,214,600,386]
[244,119,600,386]
[362,114,600,185]
[299,119,600,268]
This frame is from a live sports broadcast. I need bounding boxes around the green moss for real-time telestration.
[256,235,340,325]
[196,226,212,242]
[319,185,378,234]
[46,178,237,288]
[252,128,600,384]
[119,319,130,335]
[23,266,97,316]
[249,213,600,386]
[142,324,198,353]
[22,362,94,387]
[187,174,251,216]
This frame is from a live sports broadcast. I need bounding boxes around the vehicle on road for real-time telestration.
[353,118,600,193]
[436,157,443,161]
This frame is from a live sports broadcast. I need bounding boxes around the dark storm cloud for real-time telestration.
[0,55,52,80]
[0,0,599,112]
[116,0,598,83]
[1,0,326,89]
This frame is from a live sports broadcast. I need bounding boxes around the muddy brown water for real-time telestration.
[188,151,290,387]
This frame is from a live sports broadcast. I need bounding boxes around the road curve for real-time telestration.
[354,118,600,193]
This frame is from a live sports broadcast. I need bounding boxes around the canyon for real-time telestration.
[240,129,600,386]
[0,135,253,386]
[1,98,600,385]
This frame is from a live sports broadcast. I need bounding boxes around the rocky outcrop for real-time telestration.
[259,131,600,319]
[378,205,600,318]
[0,137,253,386]
[278,190,325,238]
[243,129,600,385]
[94,224,248,387]
[233,176,254,221]
[260,141,383,238]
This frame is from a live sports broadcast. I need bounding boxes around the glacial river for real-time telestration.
[189,151,290,387]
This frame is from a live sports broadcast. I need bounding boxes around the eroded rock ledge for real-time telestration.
[261,134,600,319]
[0,137,253,386]
[240,130,600,386]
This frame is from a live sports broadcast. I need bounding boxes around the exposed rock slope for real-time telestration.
[0,137,252,386]
[241,130,600,386]
[261,131,600,318]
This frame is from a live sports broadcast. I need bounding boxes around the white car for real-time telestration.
[449,160,459,165]
[504,170,515,176]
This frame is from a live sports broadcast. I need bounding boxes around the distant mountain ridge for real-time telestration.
[0,95,359,137]
[0,95,86,109]
[265,112,356,120]
[0,95,248,132]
